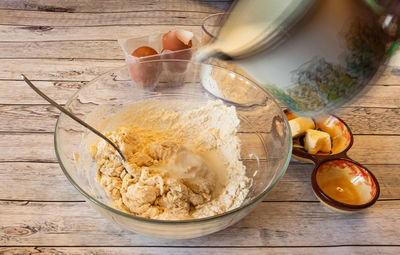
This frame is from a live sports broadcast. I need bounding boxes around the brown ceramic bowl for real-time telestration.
[285,110,380,212]
[312,159,379,212]
[285,111,353,162]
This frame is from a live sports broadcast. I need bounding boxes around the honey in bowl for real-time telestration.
[318,177,361,205]
[286,111,380,211]
[315,160,377,206]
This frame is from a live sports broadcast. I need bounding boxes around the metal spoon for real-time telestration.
[21,74,128,164]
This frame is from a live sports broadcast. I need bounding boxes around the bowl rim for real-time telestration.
[311,158,380,211]
[201,12,227,39]
[54,60,293,224]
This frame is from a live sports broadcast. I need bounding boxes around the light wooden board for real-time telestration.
[0,200,399,246]
[0,246,399,255]
[6,40,400,66]
[334,107,400,134]
[370,65,400,85]
[2,78,400,107]
[0,162,398,202]
[0,59,124,81]
[0,10,211,27]
[0,25,204,42]
[0,40,125,59]
[0,0,231,13]
[0,132,398,164]
[0,81,85,104]
[340,85,400,108]
[0,162,81,201]
[2,105,400,134]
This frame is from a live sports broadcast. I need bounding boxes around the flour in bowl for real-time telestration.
[89,99,250,220]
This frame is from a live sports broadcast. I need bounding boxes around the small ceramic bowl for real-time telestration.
[285,110,380,212]
[312,159,379,212]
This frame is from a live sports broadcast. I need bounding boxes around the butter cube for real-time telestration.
[304,129,331,154]
[289,117,315,138]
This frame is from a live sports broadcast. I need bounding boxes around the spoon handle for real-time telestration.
[21,74,126,162]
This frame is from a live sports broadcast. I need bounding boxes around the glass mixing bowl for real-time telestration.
[201,12,225,41]
[55,59,292,239]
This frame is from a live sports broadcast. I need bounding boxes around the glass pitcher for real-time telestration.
[197,0,400,116]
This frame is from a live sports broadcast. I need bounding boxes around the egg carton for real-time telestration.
[117,31,202,89]
[118,31,201,63]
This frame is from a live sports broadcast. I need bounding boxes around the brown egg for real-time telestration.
[132,46,159,58]
[162,30,193,73]
[129,46,162,88]
[162,49,192,73]
[162,31,192,51]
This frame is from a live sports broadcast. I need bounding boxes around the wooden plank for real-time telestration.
[378,69,400,85]
[0,59,124,81]
[2,75,400,107]
[0,10,209,26]
[1,162,398,202]
[0,42,398,94]
[6,105,277,133]
[0,105,59,133]
[0,40,399,74]
[0,81,84,104]
[0,133,56,162]
[346,135,400,164]
[0,200,399,246]
[266,163,400,201]
[369,65,400,85]
[2,105,400,134]
[0,40,125,59]
[0,246,399,255]
[343,85,400,108]
[0,25,204,42]
[0,132,399,163]
[0,35,198,58]
[369,61,400,85]
[0,0,231,13]
[0,163,82,201]
[0,133,271,162]
[334,107,400,135]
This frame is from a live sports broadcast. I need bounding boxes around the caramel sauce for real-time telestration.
[319,178,361,205]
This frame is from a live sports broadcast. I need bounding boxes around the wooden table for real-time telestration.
[1,1,400,254]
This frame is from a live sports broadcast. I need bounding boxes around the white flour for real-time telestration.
[89,99,250,220]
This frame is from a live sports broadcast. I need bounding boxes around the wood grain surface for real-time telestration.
[1,200,399,246]
[0,25,203,42]
[0,247,399,255]
[0,0,399,254]
[1,162,399,202]
[0,0,230,13]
